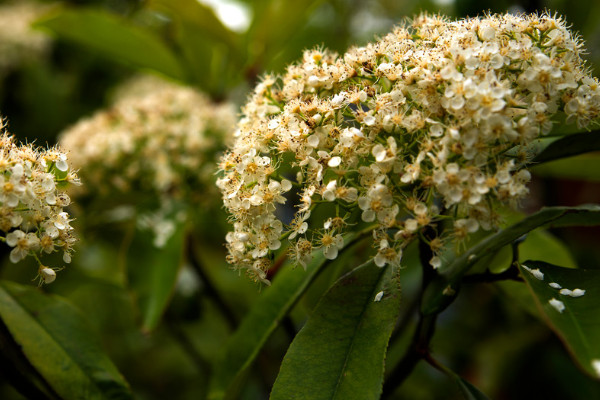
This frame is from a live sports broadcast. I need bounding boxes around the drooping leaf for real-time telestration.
[519,260,600,379]
[422,205,600,315]
[208,252,328,400]
[35,8,187,80]
[270,261,401,400]
[0,281,133,399]
[208,234,360,400]
[127,224,186,332]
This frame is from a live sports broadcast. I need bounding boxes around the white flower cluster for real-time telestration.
[59,76,237,243]
[0,1,51,75]
[218,13,600,284]
[0,122,78,284]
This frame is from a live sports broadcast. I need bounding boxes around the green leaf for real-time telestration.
[0,281,132,399]
[270,261,401,400]
[422,205,600,315]
[149,0,238,47]
[247,0,325,68]
[35,8,186,80]
[148,0,242,94]
[208,233,361,400]
[477,210,576,274]
[456,377,491,400]
[519,260,600,379]
[207,252,328,400]
[127,224,186,332]
[532,153,600,181]
[531,130,600,164]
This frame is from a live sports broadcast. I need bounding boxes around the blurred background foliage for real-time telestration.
[0,0,600,399]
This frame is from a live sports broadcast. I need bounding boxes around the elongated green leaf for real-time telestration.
[532,153,600,181]
[479,213,576,274]
[519,260,600,379]
[422,204,600,315]
[127,225,186,332]
[35,8,186,80]
[148,0,242,95]
[0,281,132,399]
[208,252,328,400]
[208,233,361,400]
[149,0,238,47]
[531,130,600,164]
[456,377,491,400]
[270,261,401,400]
[247,0,325,68]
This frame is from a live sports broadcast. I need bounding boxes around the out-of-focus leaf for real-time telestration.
[208,234,360,400]
[477,220,576,275]
[0,281,133,399]
[127,224,186,332]
[247,0,325,68]
[149,0,238,47]
[148,0,242,95]
[532,153,600,181]
[270,261,401,400]
[456,377,491,400]
[35,8,186,80]
[422,205,600,315]
[208,253,327,400]
[519,260,600,379]
[530,130,600,164]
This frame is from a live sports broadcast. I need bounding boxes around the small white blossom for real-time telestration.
[217,12,600,284]
[0,125,78,283]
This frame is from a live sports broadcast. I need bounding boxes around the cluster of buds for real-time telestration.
[0,121,78,284]
[217,13,600,284]
[0,0,51,75]
[59,75,237,246]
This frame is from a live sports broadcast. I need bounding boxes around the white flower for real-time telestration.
[7,230,40,263]
[217,12,600,284]
[321,232,344,260]
[374,239,402,267]
[39,266,56,284]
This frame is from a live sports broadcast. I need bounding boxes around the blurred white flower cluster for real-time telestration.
[0,122,78,284]
[60,76,237,246]
[0,1,51,75]
[217,13,600,284]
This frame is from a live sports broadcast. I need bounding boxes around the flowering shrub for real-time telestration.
[60,75,237,246]
[0,121,78,283]
[218,13,600,283]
